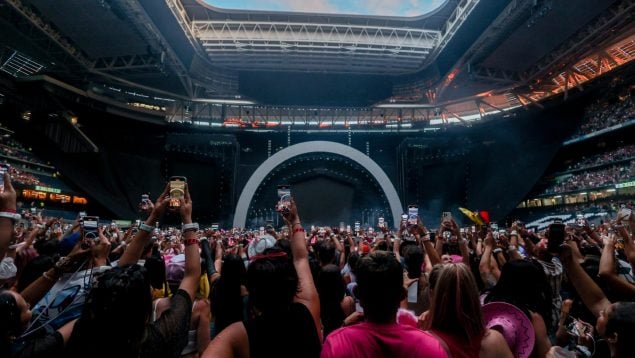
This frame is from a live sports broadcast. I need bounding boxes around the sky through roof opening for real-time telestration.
[206,0,446,17]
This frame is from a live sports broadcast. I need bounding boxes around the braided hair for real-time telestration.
[0,289,21,354]
[65,265,152,357]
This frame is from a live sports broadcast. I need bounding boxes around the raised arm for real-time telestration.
[21,239,91,306]
[480,232,500,286]
[330,233,346,270]
[281,198,321,342]
[561,243,611,318]
[617,224,635,272]
[119,185,169,266]
[598,234,635,297]
[177,184,202,301]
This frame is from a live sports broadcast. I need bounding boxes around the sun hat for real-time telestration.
[482,301,535,358]
[247,234,277,258]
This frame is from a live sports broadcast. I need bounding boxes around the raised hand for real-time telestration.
[149,184,170,219]
[179,183,193,224]
[0,171,16,211]
[280,197,299,225]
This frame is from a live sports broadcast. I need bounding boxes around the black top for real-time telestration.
[9,331,64,358]
[64,289,192,358]
[245,302,321,358]
[140,289,193,358]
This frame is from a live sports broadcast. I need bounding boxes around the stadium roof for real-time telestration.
[1,0,634,121]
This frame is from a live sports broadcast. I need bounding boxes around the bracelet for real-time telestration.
[0,211,21,221]
[293,227,305,234]
[182,222,199,232]
[184,238,198,246]
[493,248,503,254]
[139,223,154,233]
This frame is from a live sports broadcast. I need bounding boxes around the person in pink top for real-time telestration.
[321,251,448,358]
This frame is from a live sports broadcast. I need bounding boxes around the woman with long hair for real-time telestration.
[426,263,513,358]
[317,264,355,338]
[64,184,201,358]
[210,253,248,336]
[484,259,553,330]
[203,198,321,358]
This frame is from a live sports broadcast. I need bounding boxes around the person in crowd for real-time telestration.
[203,198,321,358]
[153,246,211,357]
[63,183,201,358]
[316,263,355,338]
[425,262,514,358]
[560,240,635,358]
[0,173,88,357]
[209,252,248,337]
[321,251,448,358]
[483,259,554,357]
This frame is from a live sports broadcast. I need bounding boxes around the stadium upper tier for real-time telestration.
[1,0,635,113]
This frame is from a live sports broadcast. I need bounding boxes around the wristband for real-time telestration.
[139,223,154,233]
[184,238,198,246]
[182,222,199,232]
[0,211,21,221]
[293,227,305,234]
[493,248,503,254]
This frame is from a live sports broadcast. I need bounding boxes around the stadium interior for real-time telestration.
[0,0,634,228]
[4,1,635,358]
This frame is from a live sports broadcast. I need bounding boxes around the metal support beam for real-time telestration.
[91,54,161,72]
[190,20,440,74]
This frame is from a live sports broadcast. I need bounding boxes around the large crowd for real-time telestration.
[5,166,41,187]
[565,145,635,172]
[1,173,634,358]
[544,162,635,195]
[573,94,635,137]
[0,132,50,187]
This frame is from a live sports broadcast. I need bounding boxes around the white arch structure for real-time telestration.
[233,141,403,229]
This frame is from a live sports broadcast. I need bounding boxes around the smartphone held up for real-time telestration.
[407,205,418,226]
[0,163,9,192]
[169,176,187,208]
[277,185,291,213]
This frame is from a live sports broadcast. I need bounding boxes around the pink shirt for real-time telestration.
[321,322,448,358]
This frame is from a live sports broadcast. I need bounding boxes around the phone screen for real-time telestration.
[407,205,418,226]
[82,216,99,240]
[407,281,419,303]
[354,221,360,232]
[378,217,384,228]
[211,223,219,231]
[277,185,291,212]
[169,176,187,207]
[0,165,6,192]
[548,221,565,253]
[442,212,452,221]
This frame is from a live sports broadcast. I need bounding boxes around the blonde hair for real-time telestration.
[426,263,485,341]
